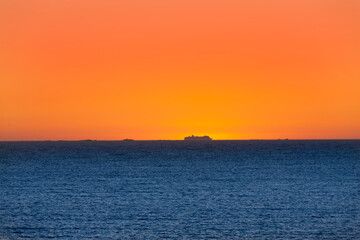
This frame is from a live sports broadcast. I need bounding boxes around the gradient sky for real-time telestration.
[1,0,359,140]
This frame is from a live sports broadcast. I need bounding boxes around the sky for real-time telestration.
[1,0,359,140]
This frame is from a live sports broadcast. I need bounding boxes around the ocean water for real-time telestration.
[0,140,359,239]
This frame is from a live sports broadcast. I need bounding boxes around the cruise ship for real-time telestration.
[184,135,212,141]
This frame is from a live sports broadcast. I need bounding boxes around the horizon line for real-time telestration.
[1,138,360,142]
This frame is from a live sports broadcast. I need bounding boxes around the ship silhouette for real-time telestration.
[184,135,212,141]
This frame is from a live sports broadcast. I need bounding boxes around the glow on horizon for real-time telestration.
[1,0,359,140]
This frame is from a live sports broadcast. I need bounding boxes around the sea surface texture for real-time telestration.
[0,140,359,239]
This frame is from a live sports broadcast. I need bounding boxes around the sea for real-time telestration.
[0,140,359,239]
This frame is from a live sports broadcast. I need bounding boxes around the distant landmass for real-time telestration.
[122,139,135,141]
[184,135,212,141]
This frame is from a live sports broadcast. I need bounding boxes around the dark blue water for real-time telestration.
[0,140,359,239]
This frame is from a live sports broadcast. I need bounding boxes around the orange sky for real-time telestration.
[1,0,359,140]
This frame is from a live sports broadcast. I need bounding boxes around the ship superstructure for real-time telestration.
[184,135,212,141]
